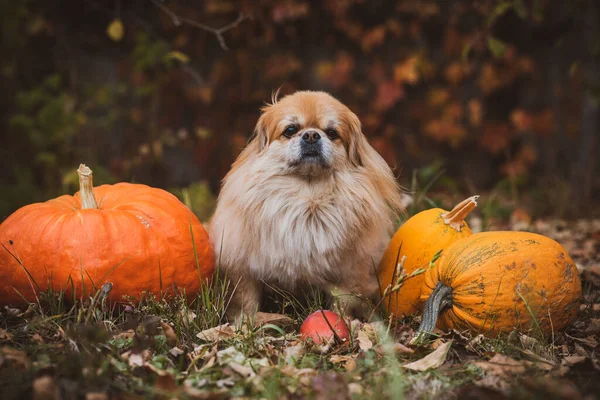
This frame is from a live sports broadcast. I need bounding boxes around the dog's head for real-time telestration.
[224,90,403,216]
[250,91,374,177]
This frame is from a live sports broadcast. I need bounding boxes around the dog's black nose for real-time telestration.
[302,130,321,144]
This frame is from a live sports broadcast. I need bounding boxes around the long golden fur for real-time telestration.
[209,91,403,317]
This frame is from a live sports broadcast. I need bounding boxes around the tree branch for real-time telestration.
[151,0,248,51]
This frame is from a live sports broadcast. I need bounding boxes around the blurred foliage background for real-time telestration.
[1,0,599,222]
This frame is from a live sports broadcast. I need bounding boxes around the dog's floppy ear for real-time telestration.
[347,114,390,173]
[347,111,404,215]
[253,112,270,152]
[347,112,368,167]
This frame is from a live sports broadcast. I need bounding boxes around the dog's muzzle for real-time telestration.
[300,130,323,159]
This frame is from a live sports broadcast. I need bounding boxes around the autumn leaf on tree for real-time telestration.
[271,1,310,23]
[397,1,440,17]
[443,26,465,57]
[501,144,538,177]
[516,56,537,74]
[361,26,386,52]
[107,18,124,42]
[374,80,404,111]
[479,122,513,154]
[424,120,467,148]
[427,88,451,107]
[265,54,302,80]
[315,52,355,88]
[511,109,555,136]
[511,109,533,132]
[442,101,464,122]
[367,61,387,84]
[478,63,516,94]
[530,109,555,136]
[444,62,469,86]
[204,0,236,14]
[371,135,397,167]
[394,56,420,85]
[468,99,483,127]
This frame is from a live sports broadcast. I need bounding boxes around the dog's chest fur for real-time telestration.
[246,176,359,285]
[212,168,389,290]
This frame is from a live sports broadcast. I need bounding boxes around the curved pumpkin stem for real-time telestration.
[415,282,453,340]
[77,164,98,210]
[441,195,479,232]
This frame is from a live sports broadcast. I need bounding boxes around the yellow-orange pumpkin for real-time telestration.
[378,196,478,317]
[0,165,215,305]
[417,231,582,337]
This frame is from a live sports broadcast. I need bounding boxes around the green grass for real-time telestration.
[1,273,595,400]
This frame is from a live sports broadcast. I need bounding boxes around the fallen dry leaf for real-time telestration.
[154,373,178,393]
[32,375,60,400]
[374,342,414,357]
[32,333,44,344]
[4,306,22,318]
[581,265,600,286]
[284,342,305,364]
[160,321,178,346]
[85,392,109,400]
[472,353,527,375]
[330,355,354,364]
[21,304,37,319]
[0,328,13,342]
[356,329,373,351]
[403,340,452,371]
[229,362,255,378]
[126,352,145,368]
[518,349,555,366]
[254,312,295,329]
[471,353,540,394]
[345,358,357,372]
[144,362,172,377]
[179,309,197,328]
[566,334,598,348]
[311,372,349,400]
[112,329,135,341]
[188,343,211,362]
[430,338,446,350]
[393,342,414,355]
[196,324,236,342]
[562,355,587,366]
[121,349,152,368]
[467,334,486,354]
[169,347,185,357]
[330,354,358,371]
[585,318,600,334]
[348,382,363,396]
[473,352,554,380]
[0,347,31,369]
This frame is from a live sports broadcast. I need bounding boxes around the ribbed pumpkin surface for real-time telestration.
[420,231,581,335]
[0,183,214,305]
[379,197,477,317]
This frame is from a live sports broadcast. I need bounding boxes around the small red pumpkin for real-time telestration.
[0,164,215,305]
[300,310,350,344]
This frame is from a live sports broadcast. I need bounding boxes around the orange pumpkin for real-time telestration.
[0,164,215,305]
[417,231,582,337]
[378,196,478,317]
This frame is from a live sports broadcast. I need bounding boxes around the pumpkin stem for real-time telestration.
[414,282,453,340]
[441,195,479,232]
[77,164,98,210]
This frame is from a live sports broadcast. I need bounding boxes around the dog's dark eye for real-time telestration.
[326,129,339,140]
[283,125,298,138]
